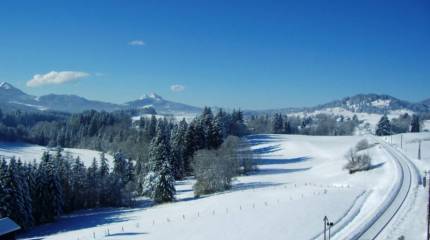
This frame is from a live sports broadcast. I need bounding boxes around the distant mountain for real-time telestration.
[125,92,202,116]
[309,94,429,114]
[36,94,122,113]
[0,82,202,116]
[422,98,430,108]
[251,94,430,116]
[0,81,121,113]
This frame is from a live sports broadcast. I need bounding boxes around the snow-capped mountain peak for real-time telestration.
[0,81,13,90]
[140,92,163,101]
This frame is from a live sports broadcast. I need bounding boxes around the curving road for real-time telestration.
[348,137,418,240]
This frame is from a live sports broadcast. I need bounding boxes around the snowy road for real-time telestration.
[348,138,418,240]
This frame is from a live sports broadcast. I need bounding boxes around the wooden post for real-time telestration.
[323,216,328,240]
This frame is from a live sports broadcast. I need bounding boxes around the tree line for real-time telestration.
[0,106,252,229]
[376,113,421,136]
[247,113,360,135]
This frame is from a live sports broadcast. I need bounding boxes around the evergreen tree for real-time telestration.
[86,158,99,208]
[98,152,110,206]
[152,160,176,203]
[70,157,86,211]
[113,151,128,184]
[411,114,420,132]
[170,119,187,179]
[0,158,31,227]
[16,160,33,229]
[143,121,175,202]
[272,113,284,134]
[376,115,392,136]
[0,158,9,218]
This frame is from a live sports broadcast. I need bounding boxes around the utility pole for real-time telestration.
[323,216,328,240]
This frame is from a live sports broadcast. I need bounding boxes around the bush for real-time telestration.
[344,149,371,174]
[192,136,255,196]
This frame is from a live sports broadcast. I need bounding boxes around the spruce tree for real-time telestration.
[272,113,284,134]
[376,115,391,136]
[152,160,176,203]
[411,114,420,132]
[143,121,175,202]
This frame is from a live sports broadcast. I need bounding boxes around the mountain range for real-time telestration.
[0,81,429,117]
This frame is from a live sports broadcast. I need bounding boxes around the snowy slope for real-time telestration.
[373,132,430,240]
[19,134,402,240]
[0,141,113,167]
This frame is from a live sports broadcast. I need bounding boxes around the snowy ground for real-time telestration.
[17,134,410,240]
[377,132,430,240]
[0,141,113,167]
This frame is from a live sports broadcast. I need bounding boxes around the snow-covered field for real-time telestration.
[0,141,113,166]
[18,134,417,240]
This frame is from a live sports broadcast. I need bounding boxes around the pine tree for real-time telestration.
[98,152,110,206]
[143,121,175,202]
[207,116,223,149]
[0,158,32,228]
[35,152,63,223]
[411,114,420,132]
[152,160,176,203]
[113,151,128,184]
[16,160,33,229]
[86,158,99,208]
[272,113,284,134]
[0,158,9,218]
[376,115,391,136]
[70,157,86,211]
[170,120,187,179]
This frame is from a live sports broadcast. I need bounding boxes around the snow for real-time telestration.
[0,141,114,167]
[0,81,11,90]
[19,134,404,240]
[8,101,48,111]
[291,107,414,135]
[375,132,430,240]
[371,99,391,108]
[423,120,430,131]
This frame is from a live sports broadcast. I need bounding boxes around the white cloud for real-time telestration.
[27,71,90,87]
[170,84,185,92]
[129,40,145,46]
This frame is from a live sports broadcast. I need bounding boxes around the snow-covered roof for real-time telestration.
[0,217,21,236]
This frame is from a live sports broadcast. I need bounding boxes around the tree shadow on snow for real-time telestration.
[256,157,311,165]
[252,144,283,154]
[245,134,285,145]
[231,181,284,191]
[255,167,311,176]
[18,206,150,239]
[368,162,385,170]
[107,232,147,237]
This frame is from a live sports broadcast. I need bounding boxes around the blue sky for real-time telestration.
[0,0,429,109]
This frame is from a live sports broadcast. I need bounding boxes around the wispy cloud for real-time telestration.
[129,40,145,46]
[170,84,185,92]
[27,71,90,87]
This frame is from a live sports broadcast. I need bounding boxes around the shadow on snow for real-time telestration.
[255,157,311,165]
